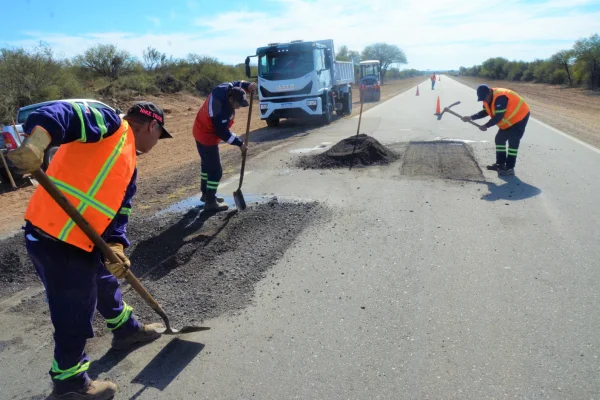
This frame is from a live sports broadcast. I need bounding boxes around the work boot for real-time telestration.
[111,323,162,351]
[203,200,229,213]
[499,167,515,176]
[50,380,117,400]
[486,163,505,171]
[201,194,225,203]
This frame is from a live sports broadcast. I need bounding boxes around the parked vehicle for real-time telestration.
[359,60,381,102]
[245,39,354,127]
[1,99,120,182]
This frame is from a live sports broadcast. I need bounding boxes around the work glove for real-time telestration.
[104,242,131,279]
[7,126,51,173]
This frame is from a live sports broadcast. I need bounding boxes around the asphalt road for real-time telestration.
[2,77,599,399]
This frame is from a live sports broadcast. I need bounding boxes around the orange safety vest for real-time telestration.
[25,120,136,252]
[431,74,436,81]
[483,88,530,130]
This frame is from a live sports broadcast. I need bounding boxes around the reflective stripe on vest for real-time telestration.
[483,88,530,130]
[56,128,128,242]
[24,119,136,252]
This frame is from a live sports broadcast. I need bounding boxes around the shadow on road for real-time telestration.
[88,338,204,399]
[128,339,205,399]
[481,175,542,202]
[246,119,318,144]
[128,208,236,281]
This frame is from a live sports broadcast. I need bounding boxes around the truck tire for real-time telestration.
[374,91,381,102]
[321,93,333,125]
[342,91,352,115]
[266,117,280,127]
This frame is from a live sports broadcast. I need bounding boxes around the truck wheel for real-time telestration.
[321,94,333,125]
[43,146,59,171]
[375,91,381,102]
[344,91,352,115]
[0,166,24,183]
[266,118,280,127]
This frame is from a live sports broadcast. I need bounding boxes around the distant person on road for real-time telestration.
[462,84,530,176]
[7,101,172,400]
[193,81,257,212]
[430,73,436,90]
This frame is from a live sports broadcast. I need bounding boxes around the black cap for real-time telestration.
[126,102,172,139]
[476,84,491,101]
[230,87,249,107]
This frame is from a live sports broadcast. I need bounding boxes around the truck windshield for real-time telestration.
[258,51,313,80]
[360,64,380,78]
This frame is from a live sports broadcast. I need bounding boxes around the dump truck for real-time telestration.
[245,39,354,127]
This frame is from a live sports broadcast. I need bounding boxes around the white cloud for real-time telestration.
[8,0,600,70]
[146,16,161,27]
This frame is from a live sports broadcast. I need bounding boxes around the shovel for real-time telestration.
[233,91,254,211]
[31,169,209,335]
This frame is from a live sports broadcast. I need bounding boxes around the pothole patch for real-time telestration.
[400,141,484,181]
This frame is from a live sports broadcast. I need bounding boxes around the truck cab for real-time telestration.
[359,60,381,102]
[245,39,354,127]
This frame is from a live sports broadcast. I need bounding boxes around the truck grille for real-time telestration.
[260,81,313,98]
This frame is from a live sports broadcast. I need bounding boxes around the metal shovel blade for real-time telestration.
[155,326,211,335]
[233,189,246,211]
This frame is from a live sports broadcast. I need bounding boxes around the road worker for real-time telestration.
[462,84,531,176]
[8,101,172,400]
[192,81,257,212]
[430,73,436,90]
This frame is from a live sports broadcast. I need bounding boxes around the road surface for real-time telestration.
[2,77,599,399]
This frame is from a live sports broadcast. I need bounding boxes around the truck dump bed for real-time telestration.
[334,61,354,86]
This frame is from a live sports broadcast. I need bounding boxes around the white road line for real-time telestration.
[530,117,600,155]
[219,171,253,189]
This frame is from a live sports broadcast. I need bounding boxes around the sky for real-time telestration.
[1,0,599,71]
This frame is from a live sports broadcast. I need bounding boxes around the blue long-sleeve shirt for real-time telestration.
[471,94,509,128]
[210,81,252,144]
[23,101,135,248]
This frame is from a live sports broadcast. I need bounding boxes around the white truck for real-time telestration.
[245,39,354,127]
[1,99,121,182]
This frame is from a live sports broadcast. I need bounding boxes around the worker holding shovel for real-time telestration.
[193,81,257,212]
[7,101,172,400]
[462,84,530,176]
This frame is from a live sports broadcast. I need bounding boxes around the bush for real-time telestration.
[156,73,184,93]
[116,74,159,95]
[550,70,567,85]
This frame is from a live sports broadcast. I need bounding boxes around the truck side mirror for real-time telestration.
[324,50,332,69]
[245,57,251,78]
[245,55,258,79]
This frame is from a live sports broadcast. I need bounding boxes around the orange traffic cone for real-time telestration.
[416,86,419,96]
[435,96,441,115]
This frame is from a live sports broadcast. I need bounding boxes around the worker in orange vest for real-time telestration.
[7,101,172,400]
[462,84,530,176]
[430,73,436,90]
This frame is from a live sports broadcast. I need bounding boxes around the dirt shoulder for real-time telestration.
[452,76,600,149]
[0,77,423,237]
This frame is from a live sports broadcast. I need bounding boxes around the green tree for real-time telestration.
[361,43,407,84]
[550,50,575,86]
[573,33,600,89]
[74,44,138,81]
